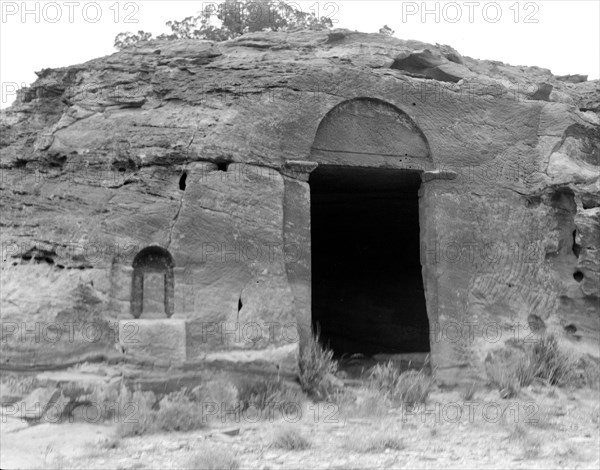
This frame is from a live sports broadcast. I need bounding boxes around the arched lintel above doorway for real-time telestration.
[309,97,434,171]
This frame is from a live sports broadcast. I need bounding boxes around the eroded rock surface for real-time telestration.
[1,29,598,382]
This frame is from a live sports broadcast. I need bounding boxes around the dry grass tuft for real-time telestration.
[460,382,479,401]
[486,334,577,397]
[335,387,390,418]
[270,426,312,450]
[368,361,432,406]
[182,446,239,470]
[298,331,340,400]
[345,428,406,453]
[116,387,207,437]
[236,377,303,415]
[528,334,576,386]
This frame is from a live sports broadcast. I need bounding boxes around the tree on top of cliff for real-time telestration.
[114,0,333,50]
[378,25,395,37]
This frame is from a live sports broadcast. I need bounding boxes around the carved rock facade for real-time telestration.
[1,30,598,383]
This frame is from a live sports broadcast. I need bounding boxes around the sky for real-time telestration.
[1,1,598,108]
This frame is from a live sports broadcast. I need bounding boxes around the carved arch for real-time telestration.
[130,246,175,318]
[310,97,432,169]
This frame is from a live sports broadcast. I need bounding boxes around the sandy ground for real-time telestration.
[1,385,598,469]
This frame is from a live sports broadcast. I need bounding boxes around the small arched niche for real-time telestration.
[310,97,432,170]
[131,246,175,319]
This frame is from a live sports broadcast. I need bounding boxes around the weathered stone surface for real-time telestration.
[556,74,588,84]
[529,82,554,101]
[391,49,476,82]
[16,387,61,420]
[0,29,598,383]
[119,319,187,365]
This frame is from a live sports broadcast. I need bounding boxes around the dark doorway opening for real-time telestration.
[310,167,430,362]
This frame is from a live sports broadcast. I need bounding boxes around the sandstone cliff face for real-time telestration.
[1,29,598,382]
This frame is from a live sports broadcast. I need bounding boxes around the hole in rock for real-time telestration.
[525,196,541,208]
[310,167,430,362]
[564,324,577,334]
[572,230,581,258]
[550,187,576,212]
[179,172,187,191]
[111,158,138,173]
[17,248,58,266]
[49,155,67,168]
[582,198,599,210]
[216,161,229,172]
[527,314,546,333]
[573,271,584,282]
[238,297,243,313]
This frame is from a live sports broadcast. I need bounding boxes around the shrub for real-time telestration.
[393,370,432,405]
[182,446,239,470]
[368,362,431,406]
[298,331,339,400]
[236,377,303,417]
[577,355,600,390]
[335,387,389,418]
[43,446,66,470]
[528,334,575,386]
[192,379,238,407]
[98,437,119,450]
[189,379,240,423]
[460,382,479,401]
[486,334,576,396]
[368,361,401,397]
[486,355,527,398]
[270,426,311,450]
[117,387,206,436]
[345,429,405,453]
[0,373,37,397]
[153,390,207,433]
[485,349,532,398]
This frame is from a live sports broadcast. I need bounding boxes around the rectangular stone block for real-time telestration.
[119,319,187,365]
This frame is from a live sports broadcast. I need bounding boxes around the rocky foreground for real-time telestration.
[1,382,598,469]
